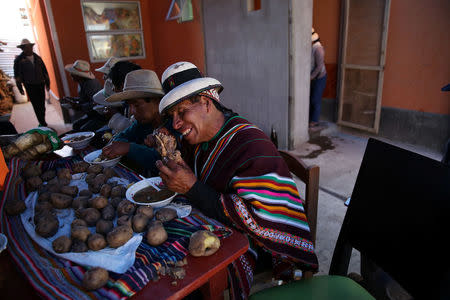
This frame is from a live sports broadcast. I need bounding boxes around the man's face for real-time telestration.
[22,45,33,56]
[167,96,209,145]
[128,98,159,124]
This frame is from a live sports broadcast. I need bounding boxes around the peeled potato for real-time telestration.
[188,230,220,257]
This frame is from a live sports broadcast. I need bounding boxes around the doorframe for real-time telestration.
[337,0,391,133]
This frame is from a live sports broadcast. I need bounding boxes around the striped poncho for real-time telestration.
[185,115,318,298]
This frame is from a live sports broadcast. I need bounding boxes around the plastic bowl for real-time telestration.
[126,177,177,208]
[83,149,122,168]
[0,233,7,254]
[61,131,95,150]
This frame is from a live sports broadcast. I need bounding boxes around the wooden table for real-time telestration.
[132,230,249,300]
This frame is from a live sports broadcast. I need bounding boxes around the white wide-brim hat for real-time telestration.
[93,79,123,107]
[159,77,222,115]
[95,57,120,74]
[106,69,164,103]
[65,59,95,79]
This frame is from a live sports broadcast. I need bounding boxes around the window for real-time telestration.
[81,1,145,62]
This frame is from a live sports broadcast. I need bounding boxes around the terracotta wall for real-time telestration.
[147,0,205,77]
[312,0,341,99]
[48,0,156,96]
[27,0,63,98]
[313,0,449,115]
[382,0,449,115]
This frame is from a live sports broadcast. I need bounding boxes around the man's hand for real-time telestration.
[156,158,197,194]
[102,141,130,158]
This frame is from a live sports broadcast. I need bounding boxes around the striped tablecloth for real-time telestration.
[0,157,230,299]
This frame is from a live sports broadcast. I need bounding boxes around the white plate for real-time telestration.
[84,149,122,168]
[61,131,95,149]
[126,177,177,208]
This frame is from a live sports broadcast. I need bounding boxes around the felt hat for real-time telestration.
[312,28,320,42]
[93,79,123,107]
[106,69,164,103]
[159,61,223,115]
[95,57,120,74]
[17,38,34,48]
[64,60,95,79]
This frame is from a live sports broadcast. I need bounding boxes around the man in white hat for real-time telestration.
[102,69,167,176]
[155,61,318,298]
[14,38,50,126]
[63,59,103,131]
[95,57,120,80]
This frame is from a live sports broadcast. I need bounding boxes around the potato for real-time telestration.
[99,184,112,198]
[79,189,92,198]
[89,174,107,194]
[136,206,154,219]
[96,219,113,235]
[82,267,109,290]
[52,236,72,253]
[72,161,89,173]
[57,168,72,182]
[4,143,20,159]
[23,164,42,178]
[15,133,35,151]
[60,185,79,197]
[71,226,91,242]
[50,193,73,209]
[33,142,51,154]
[71,239,88,252]
[146,222,168,246]
[110,185,125,198]
[110,197,123,208]
[101,204,115,221]
[188,230,220,257]
[102,167,116,179]
[85,173,96,185]
[5,199,26,215]
[106,225,133,248]
[87,233,107,251]
[132,214,150,233]
[117,200,136,216]
[26,176,43,191]
[59,178,71,186]
[47,177,59,186]
[37,191,51,202]
[72,196,89,210]
[90,196,108,210]
[80,207,101,226]
[41,170,56,182]
[117,215,132,227]
[87,164,103,174]
[71,218,88,228]
[35,214,59,238]
[155,208,177,223]
[35,200,53,211]
[47,184,60,193]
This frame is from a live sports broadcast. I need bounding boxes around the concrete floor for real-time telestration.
[8,101,445,295]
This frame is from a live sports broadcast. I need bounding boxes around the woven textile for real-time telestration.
[0,157,230,299]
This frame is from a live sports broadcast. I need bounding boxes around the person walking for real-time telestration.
[14,38,50,127]
[310,28,327,128]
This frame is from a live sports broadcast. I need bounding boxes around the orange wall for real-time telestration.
[48,0,156,96]
[148,0,205,77]
[382,0,450,115]
[313,0,341,98]
[27,0,63,98]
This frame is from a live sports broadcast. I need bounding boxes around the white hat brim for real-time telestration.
[159,77,222,114]
[106,89,164,103]
[65,64,95,79]
[95,65,110,74]
[93,89,123,107]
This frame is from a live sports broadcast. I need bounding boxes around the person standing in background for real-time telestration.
[310,28,327,128]
[14,38,50,127]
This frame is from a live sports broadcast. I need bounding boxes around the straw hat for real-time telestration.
[106,69,164,103]
[17,38,34,48]
[312,28,319,42]
[65,60,95,79]
[159,61,223,115]
[95,57,120,74]
[93,79,123,107]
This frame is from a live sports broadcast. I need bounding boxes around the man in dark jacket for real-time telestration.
[14,39,50,126]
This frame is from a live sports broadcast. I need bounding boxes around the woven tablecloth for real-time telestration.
[0,157,230,299]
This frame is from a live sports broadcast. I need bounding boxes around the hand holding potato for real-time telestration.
[156,158,197,194]
[102,141,130,159]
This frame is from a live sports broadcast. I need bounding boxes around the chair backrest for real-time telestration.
[278,150,319,245]
[329,138,450,299]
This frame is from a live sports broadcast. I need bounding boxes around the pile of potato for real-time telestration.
[2,131,57,160]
